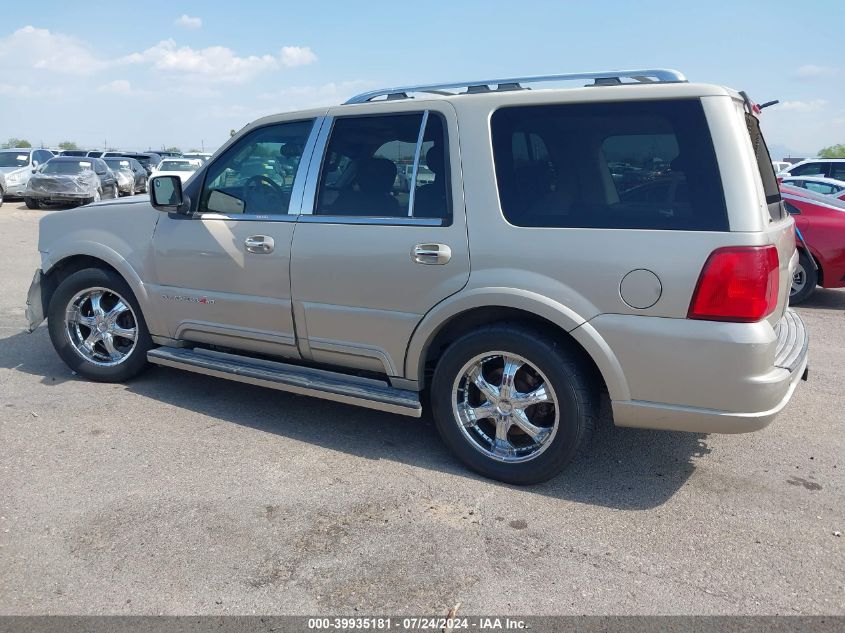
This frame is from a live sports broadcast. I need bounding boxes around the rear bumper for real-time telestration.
[595,309,809,434]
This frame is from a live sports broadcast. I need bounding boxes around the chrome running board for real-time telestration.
[147,347,422,417]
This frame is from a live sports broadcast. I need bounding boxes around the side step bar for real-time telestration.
[147,347,422,418]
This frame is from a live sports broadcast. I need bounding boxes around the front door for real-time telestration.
[290,103,469,376]
[149,118,317,358]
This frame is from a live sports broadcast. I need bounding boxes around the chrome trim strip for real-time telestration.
[298,215,445,227]
[345,69,687,103]
[407,110,429,217]
[147,347,422,418]
[197,213,297,222]
[299,116,334,215]
[288,116,327,216]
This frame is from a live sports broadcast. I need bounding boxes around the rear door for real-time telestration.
[289,102,469,376]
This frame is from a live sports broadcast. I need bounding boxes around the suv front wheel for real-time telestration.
[47,268,153,382]
[431,325,597,485]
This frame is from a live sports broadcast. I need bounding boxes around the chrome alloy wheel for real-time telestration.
[452,352,559,463]
[791,265,806,297]
[64,287,138,367]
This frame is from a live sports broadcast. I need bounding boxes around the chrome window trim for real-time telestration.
[194,213,298,223]
[288,116,328,216]
[298,215,445,227]
[406,110,430,217]
[299,116,334,216]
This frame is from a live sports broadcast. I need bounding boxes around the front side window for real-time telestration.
[491,99,729,230]
[314,112,450,220]
[200,120,313,216]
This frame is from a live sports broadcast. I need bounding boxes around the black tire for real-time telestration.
[24,197,40,209]
[790,249,818,305]
[430,324,598,485]
[47,268,153,382]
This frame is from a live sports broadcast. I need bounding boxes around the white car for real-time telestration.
[152,158,202,183]
[779,175,845,197]
[778,158,845,180]
[772,160,791,174]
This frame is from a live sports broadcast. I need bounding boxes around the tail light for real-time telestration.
[688,245,779,322]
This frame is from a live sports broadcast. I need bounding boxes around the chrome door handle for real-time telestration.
[244,235,274,254]
[412,243,451,265]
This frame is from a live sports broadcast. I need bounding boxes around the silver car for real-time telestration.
[0,147,54,198]
[25,69,809,484]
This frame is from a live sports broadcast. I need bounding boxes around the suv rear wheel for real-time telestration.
[430,325,597,484]
[47,268,152,382]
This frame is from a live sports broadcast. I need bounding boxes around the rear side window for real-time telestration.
[491,99,728,230]
[315,112,450,220]
[830,163,845,181]
[744,113,784,221]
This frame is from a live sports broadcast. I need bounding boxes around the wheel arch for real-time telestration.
[797,245,823,287]
[406,290,630,401]
[40,246,157,332]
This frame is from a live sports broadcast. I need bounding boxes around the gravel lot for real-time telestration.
[0,201,842,615]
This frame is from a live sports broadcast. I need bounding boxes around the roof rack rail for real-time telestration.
[344,68,686,104]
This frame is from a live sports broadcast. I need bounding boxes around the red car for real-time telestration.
[780,184,845,303]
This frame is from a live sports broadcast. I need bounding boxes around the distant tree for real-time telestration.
[164,146,182,154]
[58,141,79,150]
[3,138,31,148]
[188,148,202,153]
[818,144,845,158]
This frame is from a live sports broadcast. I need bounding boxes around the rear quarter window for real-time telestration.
[491,99,729,231]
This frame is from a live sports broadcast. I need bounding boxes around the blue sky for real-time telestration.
[0,0,841,156]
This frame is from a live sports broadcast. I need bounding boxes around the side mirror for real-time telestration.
[150,175,190,214]
[32,160,39,168]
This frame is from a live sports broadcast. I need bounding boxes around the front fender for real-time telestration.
[39,240,166,337]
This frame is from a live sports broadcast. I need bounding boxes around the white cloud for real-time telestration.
[0,26,316,85]
[0,25,108,75]
[793,64,838,80]
[175,15,202,30]
[125,40,282,83]
[777,99,829,112]
[280,46,317,67]
[97,79,133,94]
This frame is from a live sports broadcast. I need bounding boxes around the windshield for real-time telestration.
[105,159,131,170]
[159,160,199,172]
[0,152,30,167]
[41,160,94,175]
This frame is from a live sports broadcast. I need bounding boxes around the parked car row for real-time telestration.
[0,146,207,208]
